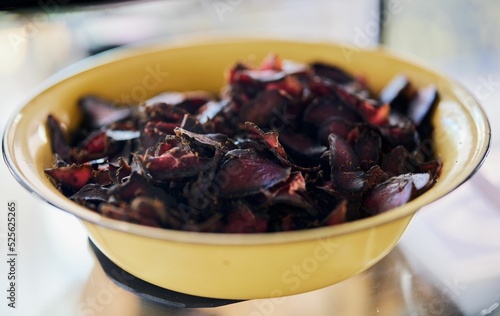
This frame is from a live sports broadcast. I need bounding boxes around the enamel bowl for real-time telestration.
[2,39,490,299]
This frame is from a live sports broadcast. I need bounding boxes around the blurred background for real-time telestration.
[0,0,499,315]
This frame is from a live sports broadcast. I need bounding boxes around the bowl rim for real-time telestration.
[2,37,491,245]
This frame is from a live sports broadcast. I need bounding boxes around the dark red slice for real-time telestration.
[378,114,419,151]
[331,170,366,195]
[70,183,109,204]
[311,62,355,84]
[91,169,114,186]
[47,115,71,162]
[381,146,413,176]
[110,171,165,201]
[145,102,188,122]
[45,163,93,190]
[318,118,355,145]
[217,149,291,198]
[363,173,431,214]
[354,129,381,171]
[130,197,168,227]
[330,83,390,126]
[145,91,213,114]
[328,134,359,172]
[379,75,416,113]
[323,200,347,226]
[265,76,304,99]
[278,131,326,166]
[304,94,360,128]
[245,122,287,160]
[408,85,438,126]
[79,95,133,129]
[145,147,213,180]
[81,131,109,155]
[225,205,268,233]
[239,90,293,128]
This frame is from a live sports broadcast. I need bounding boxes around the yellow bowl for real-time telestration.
[2,39,490,299]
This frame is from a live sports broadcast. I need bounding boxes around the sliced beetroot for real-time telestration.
[47,115,72,162]
[239,90,293,128]
[328,134,359,172]
[45,163,93,190]
[79,95,133,129]
[354,129,381,171]
[217,149,291,198]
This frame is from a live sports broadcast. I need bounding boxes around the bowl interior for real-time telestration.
[2,39,490,244]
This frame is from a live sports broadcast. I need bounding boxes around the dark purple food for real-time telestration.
[45,55,441,233]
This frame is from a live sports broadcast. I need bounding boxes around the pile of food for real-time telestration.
[45,54,442,233]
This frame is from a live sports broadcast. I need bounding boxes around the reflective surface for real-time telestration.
[1,1,500,315]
